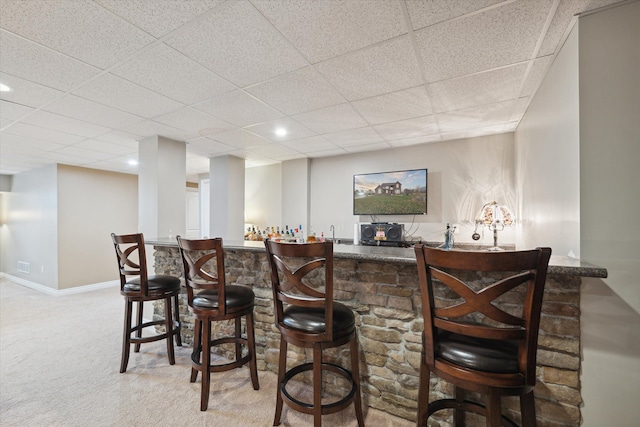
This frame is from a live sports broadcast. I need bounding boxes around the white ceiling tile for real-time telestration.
[124,120,197,142]
[351,86,433,125]
[248,143,299,158]
[428,63,528,113]
[406,0,506,30]
[292,103,368,134]
[0,73,63,108]
[72,73,185,118]
[245,66,345,115]
[323,127,385,147]
[244,117,316,142]
[56,145,115,161]
[415,0,553,82]
[153,107,234,135]
[374,115,440,141]
[73,139,137,156]
[440,121,517,141]
[510,97,531,122]
[93,131,140,148]
[0,30,101,91]
[521,56,554,97]
[281,135,339,153]
[1,132,66,152]
[47,150,98,166]
[343,142,392,154]
[21,110,110,138]
[209,129,271,149]
[307,148,348,158]
[43,94,144,128]
[166,1,307,87]
[2,122,85,145]
[0,0,155,69]
[193,90,284,127]
[316,37,423,101]
[436,100,515,133]
[0,100,34,121]
[0,119,11,129]
[388,133,442,148]
[110,43,236,105]
[95,0,224,38]
[538,0,622,56]
[252,0,406,63]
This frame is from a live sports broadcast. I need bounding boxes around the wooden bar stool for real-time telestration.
[111,232,182,373]
[264,240,364,427]
[177,236,259,411]
[413,245,551,427]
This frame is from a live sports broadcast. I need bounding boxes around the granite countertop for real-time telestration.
[146,237,607,278]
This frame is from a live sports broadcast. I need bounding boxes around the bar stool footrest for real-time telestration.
[191,336,252,373]
[280,362,357,416]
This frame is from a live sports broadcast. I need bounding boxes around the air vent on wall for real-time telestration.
[17,261,30,274]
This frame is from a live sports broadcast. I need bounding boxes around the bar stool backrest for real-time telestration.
[111,232,149,296]
[264,240,334,342]
[177,236,227,316]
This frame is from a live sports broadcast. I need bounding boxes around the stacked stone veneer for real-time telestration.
[153,246,582,427]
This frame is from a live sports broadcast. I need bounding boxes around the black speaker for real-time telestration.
[360,223,404,246]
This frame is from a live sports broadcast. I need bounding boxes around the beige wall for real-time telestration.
[57,165,138,290]
[245,163,282,230]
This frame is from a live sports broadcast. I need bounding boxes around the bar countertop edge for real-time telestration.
[147,237,607,279]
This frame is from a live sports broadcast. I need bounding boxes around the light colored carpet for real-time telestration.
[0,278,413,427]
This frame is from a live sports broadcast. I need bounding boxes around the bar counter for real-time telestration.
[148,238,606,426]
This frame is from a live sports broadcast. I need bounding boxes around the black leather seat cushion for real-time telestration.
[123,275,180,293]
[437,331,519,374]
[282,301,355,334]
[192,285,255,309]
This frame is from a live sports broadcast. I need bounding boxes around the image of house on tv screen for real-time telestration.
[353,169,427,215]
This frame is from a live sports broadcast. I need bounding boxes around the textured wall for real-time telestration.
[154,246,581,426]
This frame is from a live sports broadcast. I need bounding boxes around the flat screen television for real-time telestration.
[353,168,428,215]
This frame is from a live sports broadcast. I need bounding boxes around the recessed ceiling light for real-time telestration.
[0,83,12,92]
[275,127,287,137]
[128,159,138,166]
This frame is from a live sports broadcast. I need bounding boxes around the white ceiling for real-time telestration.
[0,0,626,181]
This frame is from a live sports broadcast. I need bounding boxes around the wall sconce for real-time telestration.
[472,201,515,251]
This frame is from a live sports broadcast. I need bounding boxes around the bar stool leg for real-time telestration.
[313,343,322,427]
[173,294,182,347]
[246,312,259,390]
[274,338,287,426]
[349,335,365,427]
[520,390,536,427]
[235,317,242,362]
[416,347,429,427]
[164,297,175,365]
[134,300,143,352]
[191,319,201,383]
[120,299,133,373]
[201,318,212,411]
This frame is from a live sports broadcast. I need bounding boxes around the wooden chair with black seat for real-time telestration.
[111,232,182,373]
[413,245,552,427]
[176,236,259,411]
[264,239,364,427]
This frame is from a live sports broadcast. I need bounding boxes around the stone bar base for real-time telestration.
[153,245,584,426]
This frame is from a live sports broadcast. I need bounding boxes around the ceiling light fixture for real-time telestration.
[275,127,287,137]
[0,83,12,92]
[128,159,138,166]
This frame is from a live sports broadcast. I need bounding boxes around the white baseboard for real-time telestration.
[0,273,119,296]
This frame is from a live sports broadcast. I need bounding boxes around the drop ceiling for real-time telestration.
[0,0,627,181]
